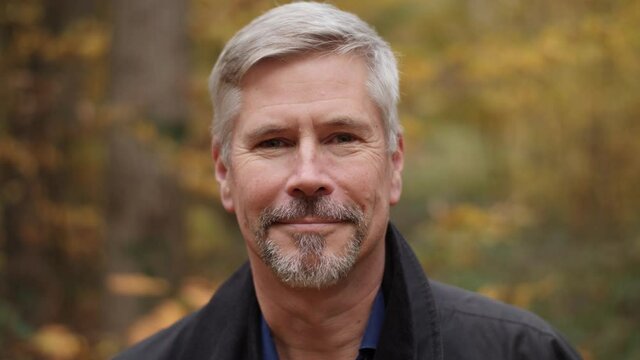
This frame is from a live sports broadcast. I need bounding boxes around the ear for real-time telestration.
[389,135,404,206]
[212,142,235,213]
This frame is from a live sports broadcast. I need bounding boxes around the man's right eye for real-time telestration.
[256,138,288,148]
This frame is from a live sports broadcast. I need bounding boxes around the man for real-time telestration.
[116,2,581,359]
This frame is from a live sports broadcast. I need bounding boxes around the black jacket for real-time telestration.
[115,224,582,359]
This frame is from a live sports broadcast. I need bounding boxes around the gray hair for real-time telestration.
[209,1,401,164]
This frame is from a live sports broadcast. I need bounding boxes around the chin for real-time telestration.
[258,231,363,289]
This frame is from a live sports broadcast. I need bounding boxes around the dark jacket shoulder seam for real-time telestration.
[441,306,557,338]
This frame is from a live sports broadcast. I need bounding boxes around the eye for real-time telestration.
[328,133,356,144]
[256,138,289,149]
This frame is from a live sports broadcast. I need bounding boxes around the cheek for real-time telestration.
[231,167,284,219]
[338,162,389,208]
[233,183,273,242]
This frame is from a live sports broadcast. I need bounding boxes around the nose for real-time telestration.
[285,141,334,198]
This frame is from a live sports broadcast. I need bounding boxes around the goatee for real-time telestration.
[254,196,366,288]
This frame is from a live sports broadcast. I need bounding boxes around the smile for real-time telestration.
[278,217,343,225]
[273,218,345,232]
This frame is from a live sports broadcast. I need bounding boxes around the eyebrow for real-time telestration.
[245,124,290,143]
[323,117,373,132]
[321,116,375,138]
[244,116,374,142]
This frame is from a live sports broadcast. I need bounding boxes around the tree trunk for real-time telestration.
[105,0,188,340]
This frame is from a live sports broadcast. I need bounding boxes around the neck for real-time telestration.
[249,236,385,360]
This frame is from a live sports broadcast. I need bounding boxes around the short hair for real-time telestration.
[209,1,400,164]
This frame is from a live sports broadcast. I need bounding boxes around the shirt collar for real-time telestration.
[260,314,279,360]
[359,289,386,350]
[260,289,386,360]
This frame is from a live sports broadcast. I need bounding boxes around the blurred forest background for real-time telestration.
[1,0,639,358]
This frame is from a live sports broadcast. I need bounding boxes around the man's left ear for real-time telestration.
[389,135,404,205]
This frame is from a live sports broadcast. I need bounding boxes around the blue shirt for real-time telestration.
[261,290,385,360]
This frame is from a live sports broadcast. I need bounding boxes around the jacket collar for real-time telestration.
[377,223,443,360]
[183,223,442,360]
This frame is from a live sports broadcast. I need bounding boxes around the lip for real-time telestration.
[277,217,342,225]
[273,218,344,232]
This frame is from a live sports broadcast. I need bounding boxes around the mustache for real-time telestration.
[257,197,364,234]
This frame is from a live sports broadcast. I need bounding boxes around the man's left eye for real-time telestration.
[329,133,356,144]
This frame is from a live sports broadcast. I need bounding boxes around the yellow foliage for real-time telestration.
[127,300,187,345]
[579,347,595,360]
[38,201,101,229]
[401,55,436,84]
[0,137,37,177]
[431,202,533,245]
[1,0,43,25]
[478,276,558,309]
[180,276,217,308]
[401,113,430,143]
[31,324,84,360]
[106,273,169,297]
[72,21,110,59]
[177,148,219,199]
[94,336,121,360]
[0,180,25,207]
[12,27,49,60]
[37,201,103,259]
[41,20,110,61]
[418,201,538,269]
[477,284,508,302]
[133,120,160,144]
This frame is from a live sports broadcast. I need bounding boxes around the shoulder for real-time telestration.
[430,280,555,334]
[113,263,255,360]
[113,312,198,360]
[429,280,582,360]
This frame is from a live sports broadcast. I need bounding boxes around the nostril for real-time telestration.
[291,186,327,197]
[291,188,306,197]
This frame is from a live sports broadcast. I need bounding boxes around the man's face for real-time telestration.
[214,54,403,288]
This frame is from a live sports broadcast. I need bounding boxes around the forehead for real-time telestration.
[239,53,371,111]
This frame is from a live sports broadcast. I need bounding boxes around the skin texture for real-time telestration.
[213,53,404,360]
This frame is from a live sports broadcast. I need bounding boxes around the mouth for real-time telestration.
[277,217,343,225]
[256,197,364,239]
[273,218,346,232]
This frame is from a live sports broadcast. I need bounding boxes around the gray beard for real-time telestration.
[254,197,367,288]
